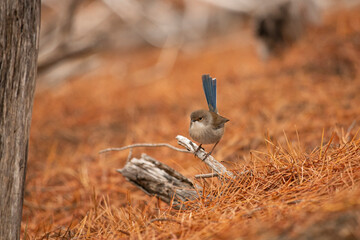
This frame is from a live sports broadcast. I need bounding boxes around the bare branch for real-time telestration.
[195,173,219,179]
[176,135,235,179]
[37,41,101,73]
[59,0,84,43]
[99,143,191,154]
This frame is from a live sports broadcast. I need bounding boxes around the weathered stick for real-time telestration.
[117,154,198,210]
[99,143,190,154]
[176,135,234,179]
[195,173,219,179]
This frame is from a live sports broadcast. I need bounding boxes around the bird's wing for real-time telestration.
[210,112,229,129]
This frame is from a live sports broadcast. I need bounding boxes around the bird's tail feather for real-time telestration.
[202,74,217,113]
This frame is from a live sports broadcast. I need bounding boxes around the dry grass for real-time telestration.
[22,6,360,239]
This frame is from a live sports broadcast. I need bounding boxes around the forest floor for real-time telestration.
[22,6,360,239]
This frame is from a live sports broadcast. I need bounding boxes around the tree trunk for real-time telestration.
[0,1,40,239]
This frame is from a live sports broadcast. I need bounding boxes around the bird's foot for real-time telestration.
[194,144,204,155]
[190,143,204,157]
[202,152,211,161]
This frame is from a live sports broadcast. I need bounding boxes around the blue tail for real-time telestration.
[202,74,217,113]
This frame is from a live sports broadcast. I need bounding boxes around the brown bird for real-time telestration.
[189,74,229,159]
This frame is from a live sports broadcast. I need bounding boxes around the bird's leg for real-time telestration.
[203,140,220,161]
[194,144,203,155]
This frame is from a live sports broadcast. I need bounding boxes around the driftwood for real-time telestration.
[117,154,198,210]
[102,135,234,209]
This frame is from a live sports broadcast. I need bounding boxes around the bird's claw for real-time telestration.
[194,144,204,155]
[202,152,211,161]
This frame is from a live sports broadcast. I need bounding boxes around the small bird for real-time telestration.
[189,74,229,159]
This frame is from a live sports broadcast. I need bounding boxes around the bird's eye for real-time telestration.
[198,117,203,121]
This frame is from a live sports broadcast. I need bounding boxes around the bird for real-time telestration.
[189,74,229,159]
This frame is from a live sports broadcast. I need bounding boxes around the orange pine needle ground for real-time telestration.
[22,6,360,239]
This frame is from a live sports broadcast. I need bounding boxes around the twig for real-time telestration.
[195,173,219,179]
[126,149,133,163]
[241,207,264,218]
[149,218,181,224]
[176,135,235,179]
[59,0,84,43]
[38,42,101,73]
[99,143,191,154]
[118,229,130,236]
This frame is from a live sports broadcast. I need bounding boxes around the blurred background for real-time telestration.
[23,0,360,238]
[37,0,336,84]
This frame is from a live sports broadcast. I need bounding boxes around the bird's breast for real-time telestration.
[189,121,224,144]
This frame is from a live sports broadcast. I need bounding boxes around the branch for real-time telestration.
[37,41,101,73]
[176,135,235,179]
[59,0,84,43]
[99,143,191,154]
[195,173,219,179]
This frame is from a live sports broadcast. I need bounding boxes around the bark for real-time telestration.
[0,1,41,239]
